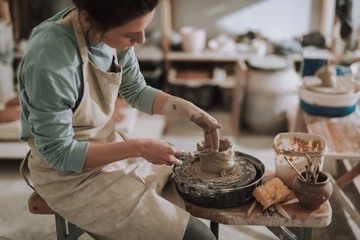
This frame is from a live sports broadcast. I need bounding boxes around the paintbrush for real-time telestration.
[283,156,306,181]
[305,154,312,170]
[305,165,310,181]
[314,163,320,183]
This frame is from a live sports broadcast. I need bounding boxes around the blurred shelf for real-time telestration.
[0,141,29,160]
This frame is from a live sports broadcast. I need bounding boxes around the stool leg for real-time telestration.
[210,221,219,240]
[55,214,67,240]
[55,214,85,240]
[67,221,85,240]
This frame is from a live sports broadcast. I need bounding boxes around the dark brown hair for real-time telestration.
[72,0,159,32]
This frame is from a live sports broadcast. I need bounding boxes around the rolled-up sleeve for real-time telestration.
[20,56,88,173]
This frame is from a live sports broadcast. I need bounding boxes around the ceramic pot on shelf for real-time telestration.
[292,170,333,210]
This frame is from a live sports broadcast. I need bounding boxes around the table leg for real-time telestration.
[336,161,360,189]
[267,226,312,240]
[330,175,360,227]
[288,227,312,240]
[210,221,219,240]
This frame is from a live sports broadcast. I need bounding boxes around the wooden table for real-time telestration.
[293,107,360,229]
[302,107,360,161]
[185,171,332,240]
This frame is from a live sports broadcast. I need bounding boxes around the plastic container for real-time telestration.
[301,58,327,77]
[299,86,360,117]
[300,74,360,117]
[273,132,328,188]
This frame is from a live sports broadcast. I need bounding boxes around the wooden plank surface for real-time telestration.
[185,171,332,228]
[303,108,360,159]
[186,200,331,228]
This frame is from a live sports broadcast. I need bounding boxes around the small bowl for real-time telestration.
[292,170,333,210]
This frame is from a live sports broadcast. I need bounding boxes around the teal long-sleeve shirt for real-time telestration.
[18,7,160,173]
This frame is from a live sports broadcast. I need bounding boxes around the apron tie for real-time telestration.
[20,150,36,191]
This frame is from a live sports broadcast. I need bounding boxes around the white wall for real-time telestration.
[47,0,360,49]
[147,0,323,42]
[172,0,317,41]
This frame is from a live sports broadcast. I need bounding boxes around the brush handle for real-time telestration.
[284,156,306,181]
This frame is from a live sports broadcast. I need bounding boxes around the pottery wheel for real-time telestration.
[175,156,257,189]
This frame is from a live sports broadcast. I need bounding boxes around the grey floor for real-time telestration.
[1,110,360,240]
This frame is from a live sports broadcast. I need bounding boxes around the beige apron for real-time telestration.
[23,9,189,240]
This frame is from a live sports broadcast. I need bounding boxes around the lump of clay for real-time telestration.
[315,65,337,88]
[196,137,235,175]
[304,66,355,94]
[203,129,220,150]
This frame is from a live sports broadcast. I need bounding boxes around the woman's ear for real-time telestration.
[79,10,93,28]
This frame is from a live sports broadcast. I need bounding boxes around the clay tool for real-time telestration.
[283,156,306,181]
[280,197,299,206]
[246,200,257,217]
[275,204,291,219]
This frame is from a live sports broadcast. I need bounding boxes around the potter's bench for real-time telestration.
[292,107,360,229]
[185,171,332,240]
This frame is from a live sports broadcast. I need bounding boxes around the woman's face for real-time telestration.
[98,10,155,50]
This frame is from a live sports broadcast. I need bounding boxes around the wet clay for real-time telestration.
[307,65,356,94]
[203,129,220,150]
[196,137,235,176]
[176,152,257,189]
[177,138,257,191]
[315,65,337,88]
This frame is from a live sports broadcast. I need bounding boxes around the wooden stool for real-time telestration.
[28,191,85,240]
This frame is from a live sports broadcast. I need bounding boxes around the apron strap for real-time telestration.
[72,9,89,62]
[19,150,36,191]
[114,49,119,64]
[112,49,122,73]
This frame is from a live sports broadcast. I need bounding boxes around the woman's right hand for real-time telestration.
[134,138,188,166]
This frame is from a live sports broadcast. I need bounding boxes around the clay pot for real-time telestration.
[292,170,333,210]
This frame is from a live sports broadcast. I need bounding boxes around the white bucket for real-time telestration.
[273,132,328,188]
[244,55,301,134]
[180,26,206,53]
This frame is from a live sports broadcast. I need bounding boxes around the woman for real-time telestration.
[18,0,220,239]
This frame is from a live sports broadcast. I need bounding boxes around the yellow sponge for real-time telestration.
[252,177,292,209]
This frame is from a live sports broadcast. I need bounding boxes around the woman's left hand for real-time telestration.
[189,110,221,133]
[190,110,221,150]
